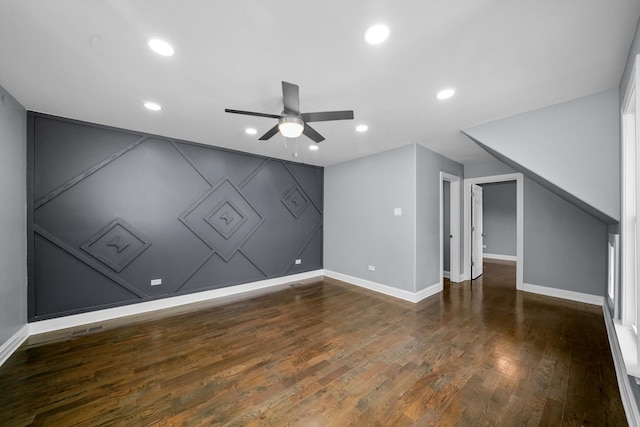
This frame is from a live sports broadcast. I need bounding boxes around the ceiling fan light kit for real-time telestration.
[278,116,304,138]
[225,81,354,143]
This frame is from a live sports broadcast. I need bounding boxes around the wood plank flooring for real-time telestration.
[0,261,627,426]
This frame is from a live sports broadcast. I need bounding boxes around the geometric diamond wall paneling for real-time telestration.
[235,160,322,277]
[80,218,151,273]
[282,186,309,218]
[179,178,263,261]
[28,112,323,321]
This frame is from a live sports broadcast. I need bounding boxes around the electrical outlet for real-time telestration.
[394,208,402,216]
[368,265,375,271]
[295,259,301,265]
[150,279,162,286]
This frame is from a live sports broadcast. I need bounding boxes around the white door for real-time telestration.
[472,184,484,279]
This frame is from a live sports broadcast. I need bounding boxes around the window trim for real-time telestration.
[618,53,640,381]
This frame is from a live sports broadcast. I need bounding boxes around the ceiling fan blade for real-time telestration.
[301,110,354,122]
[258,124,280,140]
[282,81,300,114]
[225,109,282,119]
[303,123,325,143]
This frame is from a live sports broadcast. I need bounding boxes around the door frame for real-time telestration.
[440,172,461,282]
[463,173,523,290]
[471,184,484,279]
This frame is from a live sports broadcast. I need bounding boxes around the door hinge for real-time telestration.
[471,261,475,267]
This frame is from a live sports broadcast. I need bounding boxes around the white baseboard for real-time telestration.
[523,283,604,306]
[0,324,29,367]
[29,270,323,335]
[603,307,640,427]
[324,270,441,303]
[483,253,517,262]
[443,271,450,279]
[450,274,465,283]
[415,282,443,302]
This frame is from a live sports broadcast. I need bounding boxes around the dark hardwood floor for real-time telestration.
[0,261,627,426]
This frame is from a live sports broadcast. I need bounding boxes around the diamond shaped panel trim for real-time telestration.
[80,218,151,272]
[180,179,263,261]
[282,186,309,218]
[205,199,248,240]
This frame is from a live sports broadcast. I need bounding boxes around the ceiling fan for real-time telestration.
[225,81,354,143]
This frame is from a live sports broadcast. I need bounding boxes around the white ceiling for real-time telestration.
[1,0,639,167]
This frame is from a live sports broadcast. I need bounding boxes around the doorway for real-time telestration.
[463,173,524,290]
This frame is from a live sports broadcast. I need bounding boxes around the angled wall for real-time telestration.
[464,88,620,223]
[28,113,323,321]
[0,86,27,348]
[523,177,607,296]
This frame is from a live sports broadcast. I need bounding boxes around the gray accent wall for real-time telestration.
[0,86,27,346]
[28,113,323,321]
[481,181,516,257]
[324,145,416,292]
[464,89,620,223]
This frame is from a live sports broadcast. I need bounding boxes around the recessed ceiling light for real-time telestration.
[356,124,369,132]
[143,101,162,111]
[148,39,174,57]
[245,128,257,135]
[436,88,456,100]
[364,24,390,45]
[309,145,319,151]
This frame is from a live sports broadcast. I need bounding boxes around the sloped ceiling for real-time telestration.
[465,90,620,222]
